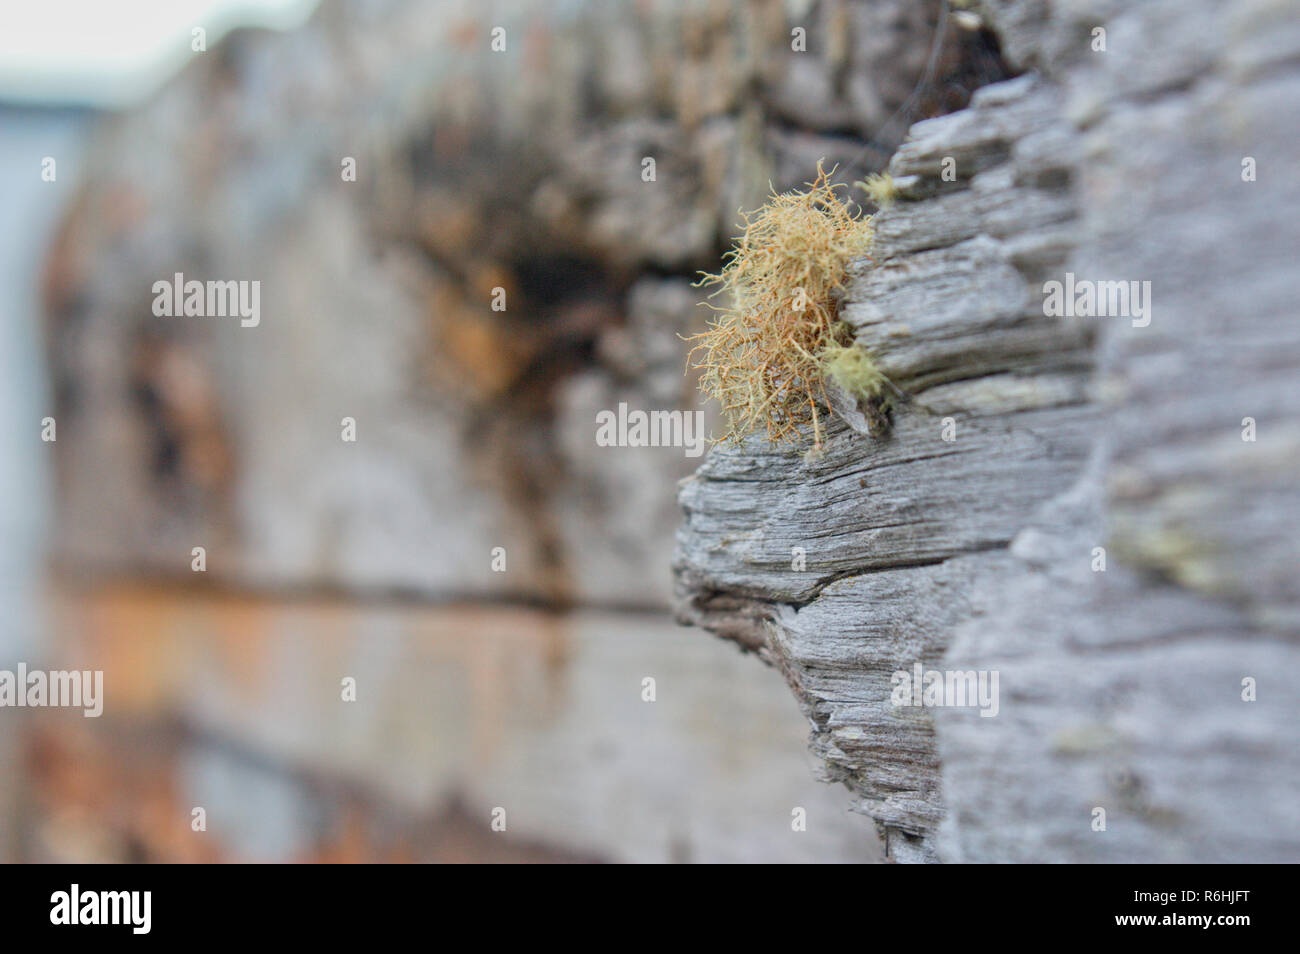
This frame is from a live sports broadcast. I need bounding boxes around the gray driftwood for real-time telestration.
[674,0,1300,862]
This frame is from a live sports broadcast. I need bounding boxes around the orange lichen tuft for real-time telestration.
[686,162,873,448]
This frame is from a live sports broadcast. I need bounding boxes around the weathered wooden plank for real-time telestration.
[675,0,1300,862]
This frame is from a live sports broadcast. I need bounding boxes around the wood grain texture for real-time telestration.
[675,0,1300,862]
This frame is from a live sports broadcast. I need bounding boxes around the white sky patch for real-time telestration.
[0,0,320,109]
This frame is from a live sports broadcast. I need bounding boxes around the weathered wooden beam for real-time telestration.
[675,0,1300,862]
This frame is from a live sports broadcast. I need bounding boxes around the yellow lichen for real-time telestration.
[820,338,887,403]
[857,172,899,209]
